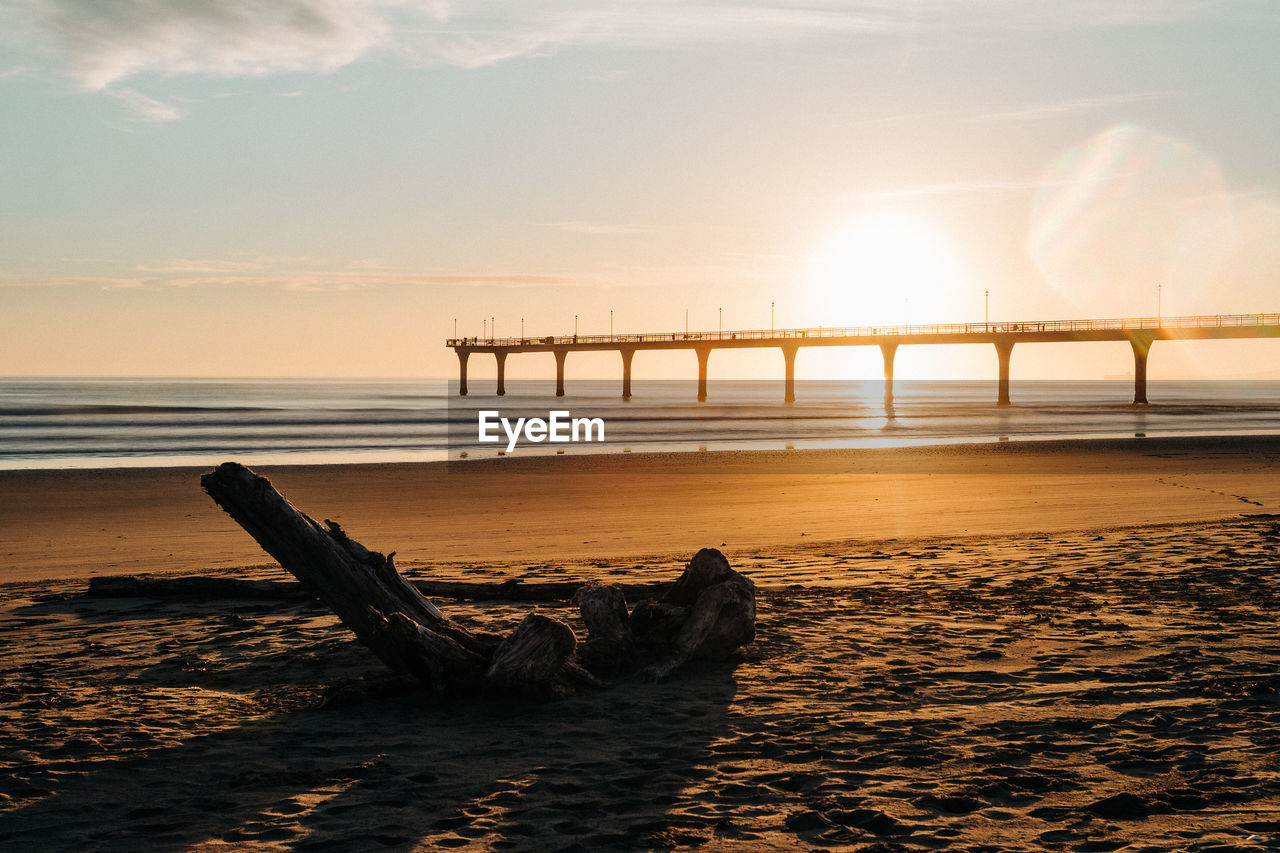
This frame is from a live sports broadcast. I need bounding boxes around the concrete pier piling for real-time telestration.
[620,349,635,400]
[1130,337,1153,405]
[554,349,567,397]
[457,350,469,397]
[880,343,898,406]
[695,347,711,402]
[995,341,1015,407]
[783,345,798,403]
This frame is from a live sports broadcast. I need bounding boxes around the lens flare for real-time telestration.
[1029,125,1237,316]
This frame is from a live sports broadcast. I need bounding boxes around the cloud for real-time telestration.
[135,258,273,273]
[399,2,1252,69]
[405,4,910,69]
[850,89,1184,130]
[104,86,182,121]
[8,1,1255,91]
[161,269,596,292]
[0,252,788,292]
[846,167,1156,203]
[18,0,402,91]
[974,91,1182,123]
[543,221,650,235]
[148,268,716,291]
[848,179,1048,202]
[0,260,595,291]
[0,274,147,290]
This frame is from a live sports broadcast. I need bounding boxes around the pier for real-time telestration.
[448,313,1280,405]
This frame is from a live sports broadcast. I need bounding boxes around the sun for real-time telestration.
[806,212,963,328]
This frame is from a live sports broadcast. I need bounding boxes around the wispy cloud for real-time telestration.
[0,252,787,291]
[974,91,1182,123]
[104,86,182,122]
[0,274,147,290]
[847,179,1048,202]
[6,1,1253,92]
[135,258,275,274]
[846,166,1154,203]
[404,4,911,69]
[0,260,594,292]
[849,89,1184,130]
[543,221,650,235]
[157,272,588,292]
[15,0,399,91]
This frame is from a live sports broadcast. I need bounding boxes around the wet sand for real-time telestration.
[3,437,1280,850]
[2,436,1279,584]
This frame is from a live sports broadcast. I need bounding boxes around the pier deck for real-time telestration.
[447,313,1280,405]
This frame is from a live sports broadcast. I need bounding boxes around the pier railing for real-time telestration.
[448,312,1280,348]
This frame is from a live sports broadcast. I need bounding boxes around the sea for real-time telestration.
[1,377,1278,470]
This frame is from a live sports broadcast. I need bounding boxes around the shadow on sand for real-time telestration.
[1,592,744,851]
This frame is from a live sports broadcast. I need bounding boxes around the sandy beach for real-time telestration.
[4,436,1280,850]
[3,436,1279,585]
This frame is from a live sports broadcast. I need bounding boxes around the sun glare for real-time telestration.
[806,213,963,328]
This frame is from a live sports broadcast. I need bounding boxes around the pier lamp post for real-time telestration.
[574,314,578,336]
[771,301,775,334]
[491,316,495,340]
[521,317,525,338]
[719,307,722,335]
[483,318,487,338]
[453,318,457,339]
[610,309,613,337]
[985,290,989,331]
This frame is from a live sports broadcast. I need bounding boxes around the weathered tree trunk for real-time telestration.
[631,548,756,681]
[201,462,754,700]
[575,549,755,681]
[574,583,636,678]
[202,462,501,696]
[484,614,600,701]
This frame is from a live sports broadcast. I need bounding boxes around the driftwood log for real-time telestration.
[201,462,754,700]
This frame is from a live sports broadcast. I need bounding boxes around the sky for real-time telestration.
[2,1,1279,381]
